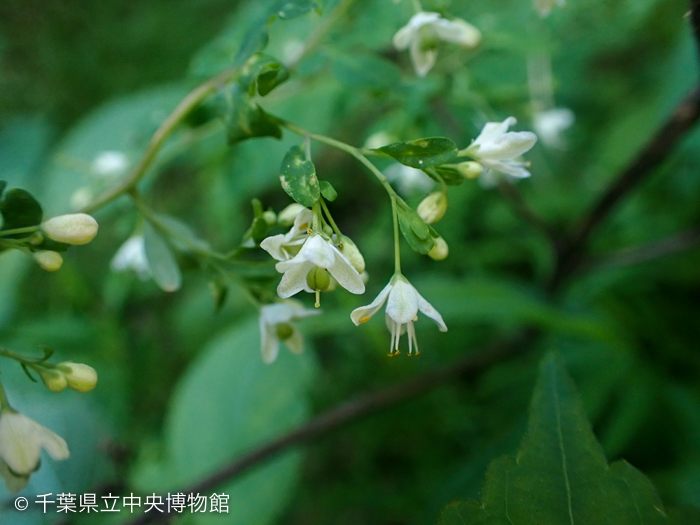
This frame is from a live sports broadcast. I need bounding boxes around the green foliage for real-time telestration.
[319,180,337,202]
[439,353,677,525]
[239,53,290,97]
[144,221,182,293]
[279,144,321,207]
[0,188,43,233]
[378,138,459,169]
[219,83,283,145]
[396,199,436,254]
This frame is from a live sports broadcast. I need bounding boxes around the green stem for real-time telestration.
[0,379,10,410]
[320,199,342,237]
[391,196,402,275]
[0,225,39,238]
[311,202,322,232]
[412,0,423,14]
[80,68,239,214]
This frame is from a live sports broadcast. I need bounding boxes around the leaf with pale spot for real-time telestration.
[280,146,320,207]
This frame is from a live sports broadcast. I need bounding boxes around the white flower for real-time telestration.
[393,12,481,77]
[91,150,129,178]
[259,301,321,364]
[463,117,538,184]
[260,208,313,262]
[111,235,150,280]
[351,275,447,356]
[384,162,434,196]
[533,107,574,149]
[0,409,69,492]
[275,234,365,300]
[534,0,565,18]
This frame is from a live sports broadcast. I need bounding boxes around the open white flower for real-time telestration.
[351,275,447,356]
[0,409,69,492]
[275,234,365,301]
[110,235,150,280]
[260,208,313,262]
[463,117,538,184]
[393,12,481,77]
[534,0,565,18]
[259,301,321,364]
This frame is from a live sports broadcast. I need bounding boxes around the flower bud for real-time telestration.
[33,251,63,272]
[39,369,67,393]
[417,192,448,224]
[457,161,483,179]
[262,210,277,226]
[305,267,331,292]
[339,236,365,273]
[428,237,449,261]
[277,204,307,226]
[57,362,98,392]
[41,214,98,245]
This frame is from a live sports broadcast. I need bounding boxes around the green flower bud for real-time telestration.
[417,192,448,224]
[457,161,483,179]
[339,236,365,273]
[262,210,277,226]
[275,322,295,341]
[39,369,67,393]
[28,233,44,246]
[57,362,98,393]
[306,267,331,292]
[277,204,307,226]
[41,214,98,245]
[33,251,63,272]
[428,237,449,261]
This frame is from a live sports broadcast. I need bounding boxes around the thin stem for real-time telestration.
[0,225,39,238]
[412,0,423,14]
[80,68,239,214]
[320,199,342,237]
[0,380,10,409]
[391,196,402,275]
[311,202,322,232]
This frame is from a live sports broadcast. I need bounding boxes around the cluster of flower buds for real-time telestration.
[39,362,98,393]
[30,213,100,272]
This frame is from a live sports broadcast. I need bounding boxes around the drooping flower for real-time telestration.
[260,208,313,262]
[0,408,69,492]
[462,117,538,185]
[534,0,565,18]
[259,301,321,364]
[110,235,150,280]
[351,275,447,356]
[393,12,481,77]
[275,234,365,302]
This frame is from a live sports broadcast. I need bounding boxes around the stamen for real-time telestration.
[315,289,321,308]
[299,223,309,231]
[359,315,371,324]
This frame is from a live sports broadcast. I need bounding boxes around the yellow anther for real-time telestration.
[299,223,309,230]
[359,315,372,324]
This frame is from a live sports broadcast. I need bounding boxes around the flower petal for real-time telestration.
[473,131,538,161]
[393,12,442,50]
[302,235,337,269]
[285,326,304,354]
[481,159,532,179]
[433,18,481,48]
[410,40,437,77]
[260,234,291,261]
[37,426,69,462]
[261,324,280,364]
[415,291,448,332]
[277,260,313,298]
[472,117,517,147]
[351,282,393,325]
[327,248,365,294]
[386,279,419,324]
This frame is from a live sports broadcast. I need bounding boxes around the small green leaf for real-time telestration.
[208,279,229,313]
[0,188,43,234]
[155,214,211,253]
[219,84,282,145]
[144,222,182,293]
[396,202,434,254]
[434,165,466,186]
[280,145,320,207]
[439,353,672,525]
[377,137,458,169]
[319,181,337,202]
[240,53,290,97]
[20,363,37,382]
[274,0,320,19]
[251,217,269,243]
[38,345,54,363]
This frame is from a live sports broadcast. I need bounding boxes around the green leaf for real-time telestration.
[143,221,182,293]
[155,213,211,253]
[280,145,320,207]
[274,0,320,19]
[240,53,290,97]
[331,52,402,90]
[435,165,466,186]
[396,201,434,254]
[377,137,458,169]
[220,84,282,144]
[0,188,43,234]
[319,180,337,202]
[131,320,316,525]
[439,353,671,525]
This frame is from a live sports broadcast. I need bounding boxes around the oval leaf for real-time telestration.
[396,203,434,255]
[279,145,320,207]
[319,180,337,202]
[144,221,182,292]
[0,188,43,233]
[377,137,458,169]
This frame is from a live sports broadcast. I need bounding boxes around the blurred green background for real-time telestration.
[1,0,699,523]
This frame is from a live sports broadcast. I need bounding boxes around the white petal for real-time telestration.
[394,12,442,50]
[37,426,69,462]
[327,248,365,294]
[301,235,337,269]
[481,159,532,179]
[410,40,437,77]
[285,326,304,354]
[260,234,291,261]
[472,117,517,146]
[291,209,313,236]
[277,261,313,298]
[415,291,448,332]
[261,324,280,364]
[472,131,538,161]
[433,18,481,48]
[351,282,393,325]
[386,279,419,324]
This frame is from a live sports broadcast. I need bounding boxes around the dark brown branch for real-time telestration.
[583,227,700,271]
[125,331,533,525]
[548,85,700,293]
